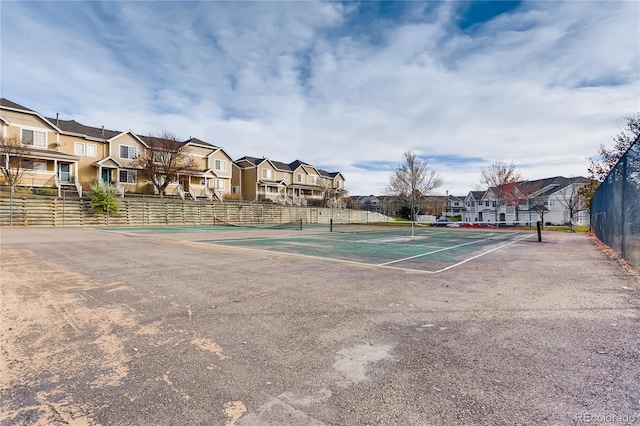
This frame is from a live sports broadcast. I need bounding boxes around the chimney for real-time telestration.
[56,113,59,126]
[101,126,104,136]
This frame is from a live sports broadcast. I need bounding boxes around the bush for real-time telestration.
[306,198,324,207]
[32,187,58,196]
[89,183,121,215]
[223,193,244,201]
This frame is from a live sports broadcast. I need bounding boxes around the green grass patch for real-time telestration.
[545,225,589,233]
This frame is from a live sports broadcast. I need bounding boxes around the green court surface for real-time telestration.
[99,223,536,273]
[197,225,535,273]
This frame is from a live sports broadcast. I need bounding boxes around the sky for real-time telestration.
[1,1,638,196]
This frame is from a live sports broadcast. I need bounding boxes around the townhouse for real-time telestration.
[0,99,346,203]
[463,176,592,226]
[0,99,236,199]
[352,195,382,213]
[233,156,346,206]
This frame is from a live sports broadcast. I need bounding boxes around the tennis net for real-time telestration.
[328,220,536,238]
[214,216,303,231]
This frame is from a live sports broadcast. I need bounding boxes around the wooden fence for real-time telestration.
[0,196,387,227]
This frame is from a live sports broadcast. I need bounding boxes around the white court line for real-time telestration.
[377,239,484,266]
[95,226,535,274]
[377,233,526,266]
[433,233,534,273]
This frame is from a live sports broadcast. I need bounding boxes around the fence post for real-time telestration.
[62,190,66,227]
[536,221,542,242]
[9,186,13,227]
[621,155,628,259]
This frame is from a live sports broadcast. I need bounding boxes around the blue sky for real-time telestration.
[1,1,638,195]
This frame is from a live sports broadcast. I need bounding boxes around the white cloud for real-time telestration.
[1,1,638,196]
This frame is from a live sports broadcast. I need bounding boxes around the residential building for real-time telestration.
[444,195,466,218]
[0,98,233,199]
[352,195,381,212]
[463,176,592,226]
[1,99,83,195]
[233,156,346,206]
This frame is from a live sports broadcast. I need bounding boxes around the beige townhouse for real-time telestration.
[233,156,346,206]
[0,98,233,200]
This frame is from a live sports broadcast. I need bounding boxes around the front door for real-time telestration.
[58,163,71,182]
[101,168,112,184]
[180,177,189,191]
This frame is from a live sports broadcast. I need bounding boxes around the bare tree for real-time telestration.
[387,150,443,221]
[557,183,588,232]
[319,177,348,208]
[0,135,28,191]
[582,114,640,205]
[0,135,30,226]
[132,132,196,197]
[528,196,548,227]
[479,161,522,226]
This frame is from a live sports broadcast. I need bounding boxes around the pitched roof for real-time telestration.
[518,176,591,198]
[0,98,34,112]
[45,118,121,140]
[235,156,266,166]
[289,159,311,170]
[271,160,293,171]
[184,137,218,148]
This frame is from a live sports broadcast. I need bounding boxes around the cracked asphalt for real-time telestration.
[1,227,639,425]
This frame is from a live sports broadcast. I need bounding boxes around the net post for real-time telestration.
[330,218,333,232]
[536,221,542,242]
[299,218,303,231]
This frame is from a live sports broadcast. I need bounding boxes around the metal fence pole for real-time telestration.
[9,186,13,227]
[621,155,628,259]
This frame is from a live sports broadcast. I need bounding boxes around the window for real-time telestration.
[297,173,304,183]
[119,170,137,184]
[120,145,137,159]
[215,179,225,190]
[153,150,170,163]
[21,129,46,147]
[214,159,227,171]
[87,144,97,157]
[21,160,47,171]
[283,174,289,183]
[262,168,272,179]
[309,175,318,184]
[75,142,85,156]
[485,201,490,207]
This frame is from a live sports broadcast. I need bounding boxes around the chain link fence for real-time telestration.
[591,136,640,270]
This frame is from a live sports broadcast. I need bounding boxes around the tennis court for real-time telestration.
[101,222,536,273]
[3,226,638,426]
